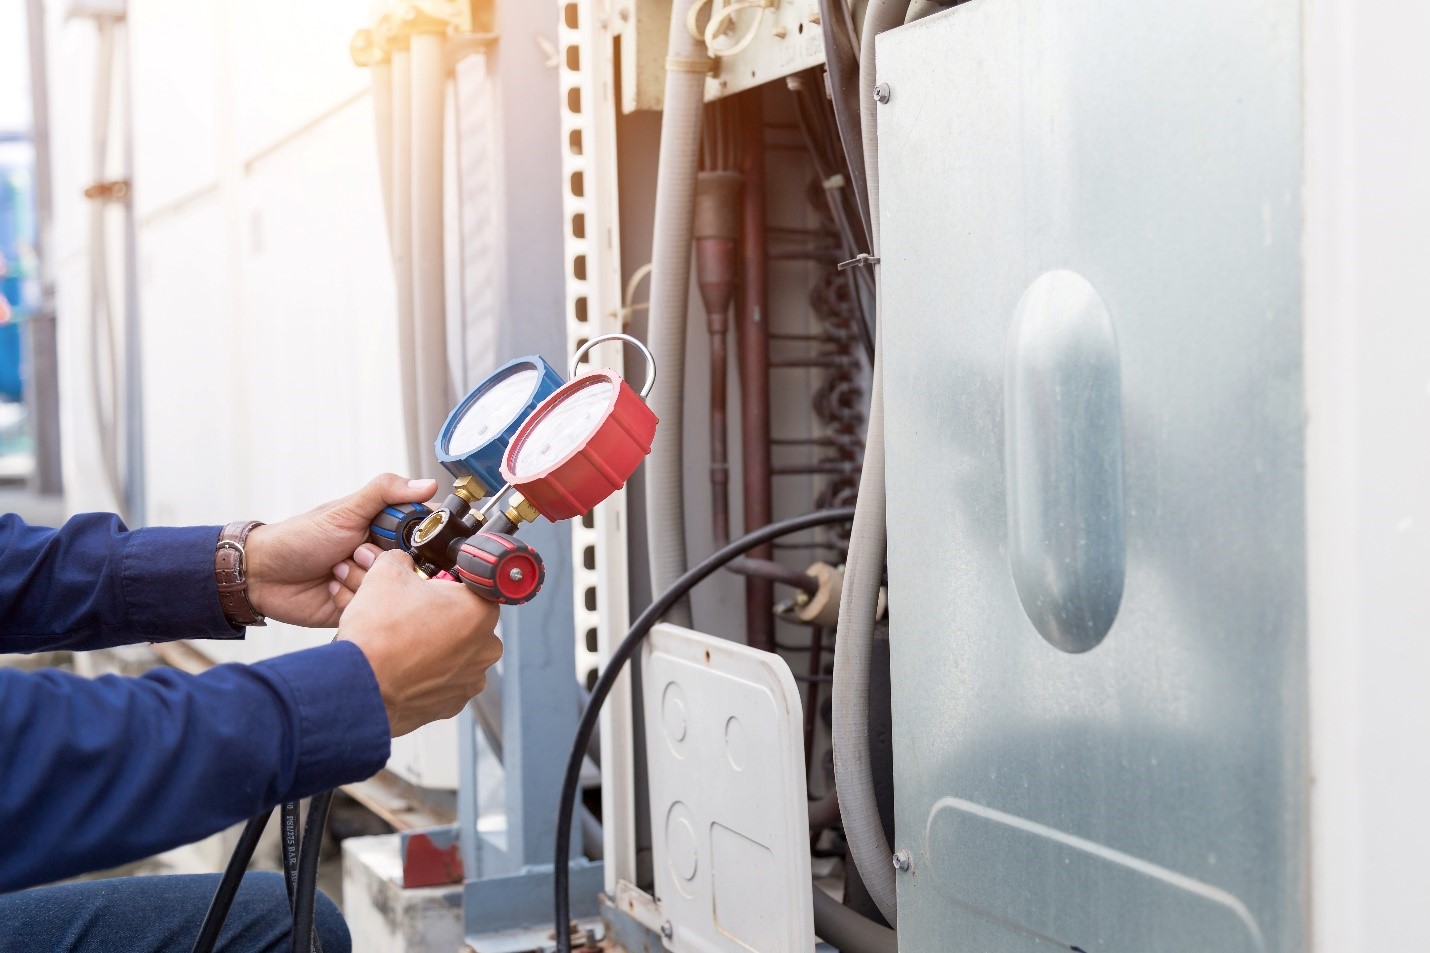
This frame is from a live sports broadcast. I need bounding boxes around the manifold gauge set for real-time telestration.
[368,334,659,605]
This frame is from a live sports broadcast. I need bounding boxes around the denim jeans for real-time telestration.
[0,872,350,953]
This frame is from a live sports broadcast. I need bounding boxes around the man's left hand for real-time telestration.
[243,473,437,628]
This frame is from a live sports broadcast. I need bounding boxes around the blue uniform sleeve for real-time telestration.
[0,512,239,653]
[0,640,391,892]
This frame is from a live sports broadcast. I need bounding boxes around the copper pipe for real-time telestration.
[694,170,742,553]
[710,323,731,546]
[774,462,864,476]
[738,92,775,654]
[805,627,828,777]
[727,556,819,596]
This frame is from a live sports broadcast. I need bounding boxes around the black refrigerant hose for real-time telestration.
[192,795,330,953]
[191,809,272,953]
[816,0,872,240]
[290,790,335,953]
[552,507,859,953]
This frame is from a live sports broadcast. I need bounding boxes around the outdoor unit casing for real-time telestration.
[879,2,1306,949]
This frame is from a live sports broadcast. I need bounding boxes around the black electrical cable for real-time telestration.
[816,0,872,238]
[789,79,876,362]
[552,507,858,953]
[291,790,335,953]
[190,809,273,953]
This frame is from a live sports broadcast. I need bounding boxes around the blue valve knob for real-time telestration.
[368,502,432,554]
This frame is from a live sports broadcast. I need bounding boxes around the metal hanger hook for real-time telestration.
[569,332,658,400]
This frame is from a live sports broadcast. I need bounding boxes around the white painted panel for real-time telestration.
[642,624,814,953]
[226,0,371,162]
[237,95,404,521]
[1304,0,1430,948]
[127,0,220,215]
[131,194,241,528]
[45,12,103,264]
[54,252,110,515]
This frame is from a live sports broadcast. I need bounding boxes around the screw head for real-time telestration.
[508,566,525,582]
[873,82,892,104]
[660,920,674,939]
[892,849,911,871]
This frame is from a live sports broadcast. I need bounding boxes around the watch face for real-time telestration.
[508,377,616,479]
[446,367,541,456]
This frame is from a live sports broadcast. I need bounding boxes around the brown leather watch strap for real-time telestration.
[215,520,266,628]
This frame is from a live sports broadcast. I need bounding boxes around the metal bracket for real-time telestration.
[837,253,881,271]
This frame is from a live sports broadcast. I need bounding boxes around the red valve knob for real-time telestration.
[453,533,545,605]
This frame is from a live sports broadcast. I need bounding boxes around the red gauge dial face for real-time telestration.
[505,376,617,480]
[501,371,659,521]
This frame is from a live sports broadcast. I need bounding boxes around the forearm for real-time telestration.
[0,514,239,653]
[0,641,390,891]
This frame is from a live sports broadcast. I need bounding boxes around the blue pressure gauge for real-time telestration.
[435,355,565,492]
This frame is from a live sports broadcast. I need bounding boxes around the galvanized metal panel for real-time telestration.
[878,2,1305,950]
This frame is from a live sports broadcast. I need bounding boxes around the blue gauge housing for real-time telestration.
[435,355,565,491]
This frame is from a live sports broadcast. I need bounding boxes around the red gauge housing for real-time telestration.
[500,369,659,521]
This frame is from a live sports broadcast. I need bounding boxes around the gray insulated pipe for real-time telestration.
[832,0,910,929]
[642,0,710,627]
[409,32,453,478]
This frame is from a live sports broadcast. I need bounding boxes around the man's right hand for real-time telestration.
[338,550,502,737]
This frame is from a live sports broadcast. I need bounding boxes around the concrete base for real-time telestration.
[343,833,463,953]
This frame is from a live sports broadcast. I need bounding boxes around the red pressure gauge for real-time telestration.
[500,334,659,521]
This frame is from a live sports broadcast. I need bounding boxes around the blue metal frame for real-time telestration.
[456,510,604,933]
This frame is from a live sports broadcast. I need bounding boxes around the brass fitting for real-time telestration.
[504,492,540,526]
[452,475,485,505]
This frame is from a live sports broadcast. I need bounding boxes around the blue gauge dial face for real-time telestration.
[446,367,541,456]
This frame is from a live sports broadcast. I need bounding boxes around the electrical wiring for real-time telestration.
[704,0,776,58]
[552,507,857,953]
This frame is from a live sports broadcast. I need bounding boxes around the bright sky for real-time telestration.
[0,3,33,136]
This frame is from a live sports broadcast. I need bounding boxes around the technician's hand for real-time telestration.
[244,473,438,628]
[339,550,503,737]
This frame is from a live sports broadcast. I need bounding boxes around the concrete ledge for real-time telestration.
[343,833,462,953]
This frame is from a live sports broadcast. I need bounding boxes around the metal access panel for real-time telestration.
[879,2,1305,951]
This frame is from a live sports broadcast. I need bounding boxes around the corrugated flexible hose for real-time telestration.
[642,0,711,627]
[831,0,910,928]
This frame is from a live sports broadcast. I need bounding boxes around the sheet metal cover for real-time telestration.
[878,0,1305,950]
[641,624,814,953]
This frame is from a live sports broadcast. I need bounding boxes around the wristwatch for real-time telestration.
[215,520,267,627]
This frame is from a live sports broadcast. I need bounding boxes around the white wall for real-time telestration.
[1304,0,1430,948]
[44,0,453,786]
[0,5,31,134]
